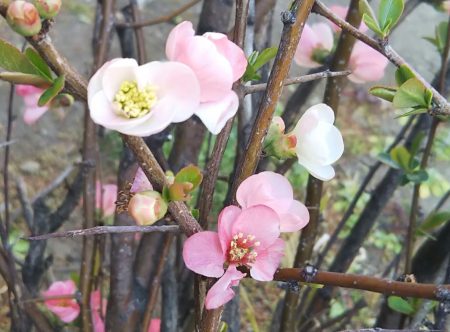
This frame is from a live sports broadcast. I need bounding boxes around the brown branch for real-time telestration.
[243,70,351,95]
[116,0,201,28]
[312,0,450,116]
[130,0,147,63]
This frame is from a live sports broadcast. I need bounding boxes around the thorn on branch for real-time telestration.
[281,10,296,25]
[302,263,319,282]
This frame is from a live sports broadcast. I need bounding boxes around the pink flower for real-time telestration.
[294,23,334,68]
[88,58,200,136]
[348,41,388,83]
[236,171,309,232]
[16,84,49,125]
[328,6,368,33]
[90,290,107,332]
[95,182,118,217]
[183,205,284,309]
[288,104,344,181]
[42,280,80,323]
[148,319,161,332]
[166,21,247,134]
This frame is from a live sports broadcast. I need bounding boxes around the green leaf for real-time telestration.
[390,146,411,171]
[0,72,50,87]
[252,47,278,71]
[395,65,415,86]
[38,75,65,106]
[388,296,415,315]
[369,85,397,102]
[359,0,378,22]
[174,165,203,190]
[362,13,384,36]
[419,211,450,233]
[191,208,200,220]
[25,47,53,81]
[409,132,426,158]
[378,0,404,33]
[395,107,428,118]
[393,78,432,109]
[0,39,41,75]
[378,151,400,169]
[247,51,259,65]
[436,21,449,54]
[406,170,428,183]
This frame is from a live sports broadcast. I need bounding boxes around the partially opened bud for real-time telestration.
[33,0,61,19]
[7,1,42,36]
[128,191,168,226]
[264,116,297,160]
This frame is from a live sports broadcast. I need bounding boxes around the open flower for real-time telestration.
[236,171,309,232]
[294,23,334,68]
[95,182,118,217]
[166,21,247,134]
[328,6,368,33]
[16,84,49,125]
[348,41,388,84]
[287,104,344,181]
[183,205,284,309]
[88,58,200,136]
[42,280,80,323]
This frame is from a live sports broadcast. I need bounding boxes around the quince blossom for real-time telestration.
[294,23,334,68]
[328,5,368,33]
[166,21,247,134]
[348,41,388,84]
[42,280,80,323]
[183,205,284,309]
[236,171,309,232]
[88,58,200,136]
[16,85,48,125]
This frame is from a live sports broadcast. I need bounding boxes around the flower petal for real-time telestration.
[205,265,246,309]
[183,231,225,278]
[101,58,139,101]
[131,167,153,193]
[23,105,48,125]
[250,238,284,281]
[294,24,321,68]
[279,200,310,232]
[297,157,336,181]
[195,91,239,134]
[312,23,334,51]
[166,21,195,61]
[218,205,242,254]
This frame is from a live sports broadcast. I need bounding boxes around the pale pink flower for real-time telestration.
[42,280,80,323]
[183,205,284,309]
[166,21,247,134]
[88,58,200,136]
[288,104,344,181]
[148,318,161,332]
[328,6,368,33]
[348,41,388,83]
[294,23,334,68]
[236,171,309,232]
[16,84,49,125]
[95,182,118,217]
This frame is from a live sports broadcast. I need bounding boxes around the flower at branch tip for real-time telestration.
[42,280,80,323]
[348,41,388,84]
[294,23,334,68]
[95,182,118,217]
[128,190,168,226]
[287,103,344,181]
[88,58,200,136]
[236,171,310,232]
[166,21,247,134]
[328,5,368,33]
[33,0,61,19]
[6,1,42,36]
[183,205,285,309]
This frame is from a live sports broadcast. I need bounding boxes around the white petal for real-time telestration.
[312,23,334,51]
[101,58,139,101]
[297,158,336,181]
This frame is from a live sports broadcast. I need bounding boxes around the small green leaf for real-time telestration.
[362,13,384,36]
[378,0,404,33]
[0,39,41,75]
[436,21,449,54]
[252,47,278,71]
[191,208,200,220]
[388,296,415,315]
[395,107,428,118]
[409,132,426,158]
[419,211,450,233]
[359,0,378,23]
[162,186,171,202]
[38,75,65,106]
[0,72,50,87]
[369,85,397,102]
[25,47,53,81]
[390,146,411,171]
[395,65,415,86]
[247,51,259,66]
[378,151,400,169]
[174,165,203,190]
[393,78,431,109]
[424,88,433,108]
[406,170,428,183]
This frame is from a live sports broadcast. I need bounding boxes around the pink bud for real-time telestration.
[6,1,41,36]
[128,191,168,226]
[33,0,61,19]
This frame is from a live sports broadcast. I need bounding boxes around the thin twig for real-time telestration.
[243,70,351,94]
[115,0,201,28]
[0,140,16,149]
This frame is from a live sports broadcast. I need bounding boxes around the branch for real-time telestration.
[243,70,351,95]
[27,225,180,240]
[312,0,450,116]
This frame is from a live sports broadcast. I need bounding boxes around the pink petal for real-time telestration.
[231,205,280,249]
[148,319,161,332]
[203,32,247,81]
[195,91,239,134]
[43,280,77,297]
[95,182,118,217]
[205,265,246,309]
[165,21,195,61]
[16,84,43,96]
[101,58,139,101]
[312,23,334,51]
[23,105,49,125]
[130,167,153,193]
[250,238,284,281]
[47,304,80,323]
[236,171,293,212]
[218,205,242,254]
[294,24,320,68]
[348,42,388,83]
[183,231,225,278]
[92,311,105,332]
[329,6,368,32]
[279,200,310,232]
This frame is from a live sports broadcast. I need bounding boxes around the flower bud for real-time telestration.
[128,191,168,226]
[7,1,41,37]
[33,0,61,19]
[50,93,74,108]
[264,116,297,160]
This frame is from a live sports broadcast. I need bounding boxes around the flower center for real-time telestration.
[114,81,157,119]
[228,232,260,266]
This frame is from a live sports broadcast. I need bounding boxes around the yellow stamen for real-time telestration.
[113,81,157,119]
